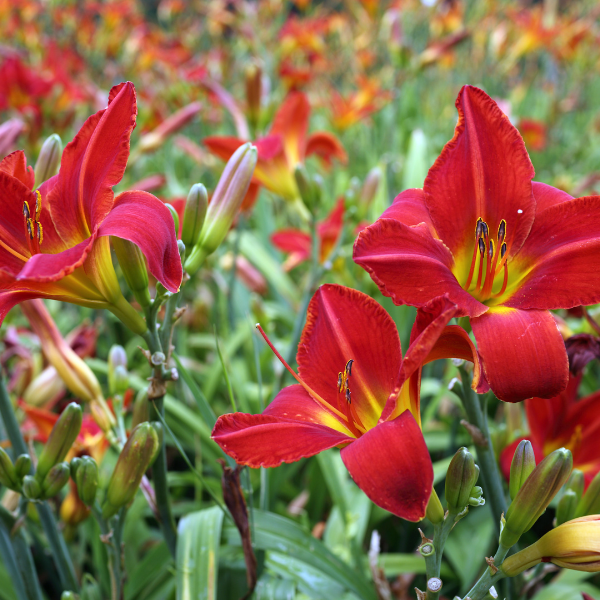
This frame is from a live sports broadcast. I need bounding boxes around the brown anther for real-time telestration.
[500,242,507,259]
[478,237,485,255]
[488,240,494,258]
[23,201,30,219]
[345,388,351,404]
[481,221,489,238]
[475,217,483,238]
[485,556,498,574]
[498,219,506,242]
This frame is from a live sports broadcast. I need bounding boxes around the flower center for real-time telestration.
[463,217,508,301]
[337,358,365,435]
[23,190,44,253]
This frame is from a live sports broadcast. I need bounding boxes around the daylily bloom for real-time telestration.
[204,91,346,207]
[353,85,600,402]
[212,284,485,521]
[0,82,182,335]
[500,374,600,488]
[271,198,344,271]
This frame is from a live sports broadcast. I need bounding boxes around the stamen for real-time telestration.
[501,242,507,259]
[475,236,485,292]
[36,222,43,245]
[497,219,506,243]
[494,261,508,297]
[34,190,42,220]
[23,201,30,220]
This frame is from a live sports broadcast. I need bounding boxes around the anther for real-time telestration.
[488,240,494,258]
[498,219,506,242]
[23,201,30,219]
[36,222,43,245]
[501,242,507,259]
[478,237,485,255]
[346,389,351,404]
[475,218,483,238]
[345,359,354,376]
[481,221,489,238]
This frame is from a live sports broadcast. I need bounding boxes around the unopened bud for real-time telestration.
[181,183,208,249]
[502,515,600,576]
[36,402,82,482]
[14,454,31,478]
[500,448,573,548]
[294,164,315,211]
[425,489,444,524]
[112,237,151,308]
[70,457,83,479]
[185,143,257,274]
[566,469,585,502]
[556,489,579,526]
[41,461,71,498]
[469,485,486,507]
[131,390,149,429]
[165,204,180,237]
[245,61,263,129]
[101,423,159,519]
[75,456,99,505]
[0,448,20,490]
[34,133,62,186]
[509,440,536,500]
[108,345,128,395]
[446,447,480,513]
[575,471,600,517]
[360,166,382,205]
[22,475,41,500]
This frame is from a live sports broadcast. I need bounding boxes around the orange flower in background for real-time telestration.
[518,119,547,152]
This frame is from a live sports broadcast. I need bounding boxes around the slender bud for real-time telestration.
[575,471,600,517]
[446,447,480,513]
[502,515,600,576]
[0,447,20,490]
[165,204,180,237]
[426,489,444,524]
[500,448,573,548]
[41,462,71,498]
[185,143,257,274]
[34,133,62,186]
[566,469,585,502]
[14,454,31,478]
[509,440,536,500]
[22,475,41,500]
[108,345,128,396]
[245,61,263,129]
[75,456,99,505]
[101,423,159,519]
[360,166,382,206]
[36,402,83,482]
[294,164,315,211]
[131,390,149,429]
[112,237,151,308]
[181,183,208,249]
[556,489,579,526]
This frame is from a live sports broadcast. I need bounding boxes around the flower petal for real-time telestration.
[204,135,246,161]
[340,410,433,521]
[0,150,34,189]
[305,131,347,167]
[271,229,311,270]
[532,181,572,213]
[253,135,298,200]
[317,198,344,262]
[381,188,436,234]
[297,284,402,430]
[505,195,600,310]
[424,86,535,262]
[270,91,309,166]
[212,387,354,468]
[471,307,568,402]
[353,219,487,317]
[98,190,182,293]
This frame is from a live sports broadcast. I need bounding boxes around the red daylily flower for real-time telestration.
[212,284,485,521]
[500,374,600,488]
[353,85,600,402]
[271,198,344,271]
[204,91,346,206]
[0,82,182,334]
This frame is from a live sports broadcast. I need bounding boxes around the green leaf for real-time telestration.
[125,543,173,600]
[223,510,377,600]
[177,507,224,600]
[379,554,453,579]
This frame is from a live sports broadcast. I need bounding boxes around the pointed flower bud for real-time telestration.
[575,471,600,517]
[185,143,257,275]
[131,390,149,429]
[22,475,41,500]
[566,469,585,502]
[502,515,600,576]
[112,237,151,308]
[41,461,71,499]
[181,183,208,249]
[0,447,20,490]
[360,166,382,206]
[101,423,159,519]
[426,489,444,524]
[75,456,99,505]
[509,440,536,500]
[108,345,128,396]
[294,164,316,212]
[556,489,579,526]
[35,402,82,482]
[245,61,263,129]
[34,133,62,187]
[165,203,180,238]
[14,455,31,479]
[446,447,480,513]
[500,448,573,548]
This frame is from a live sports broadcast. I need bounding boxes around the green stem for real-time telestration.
[463,544,510,600]
[0,372,79,592]
[457,367,507,530]
[0,518,30,600]
[159,291,180,359]
[92,506,124,600]
[423,513,455,599]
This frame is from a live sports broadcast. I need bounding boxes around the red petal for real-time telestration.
[381,188,436,234]
[424,86,535,263]
[253,135,298,200]
[353,219,486,317]
[98,190,182,292]
[297,284,402,430]
[47,82,137,245]
[305,131,347,167]
[204,135,246,161]
[270,91,309,165]
[341,410,433,521]
[241,181,260,211]
[271,229,311,270]
[212,386,353,467]
[317,198,344,262]
[506,195,600,310]
[471,307,568,402]
[532,181,572,213]
[0,150,34,189]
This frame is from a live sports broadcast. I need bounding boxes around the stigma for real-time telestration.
[23,191,44,252]
[464,217,508,301]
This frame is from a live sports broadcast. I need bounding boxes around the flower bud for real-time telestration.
[502,515,600,576]
[101,423,159,519]
[108,345,128,396]
[294,164,316,211]
[500,448,573,548]
[181,183,208,249]
[469,486,485,507]
[185,143,257,274]
[426,489,445,525]
[70,456,83,479]
[131,390,149,429]
[360,166,382,206]
[165,204,180,238]
[112,237,151,308]
[575,471,600,517]
[75,456,99,505]
[36,402,83,482]
[0,447,20,490]
[22,475,41,500]
[509,439,536,500]
[446,447,480,513]
[245,61,263,129]
[34,133,62,186]
[556,489,579,526]
[566,469,585,502]
[14,454,31,478]
[41,461,71,498]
